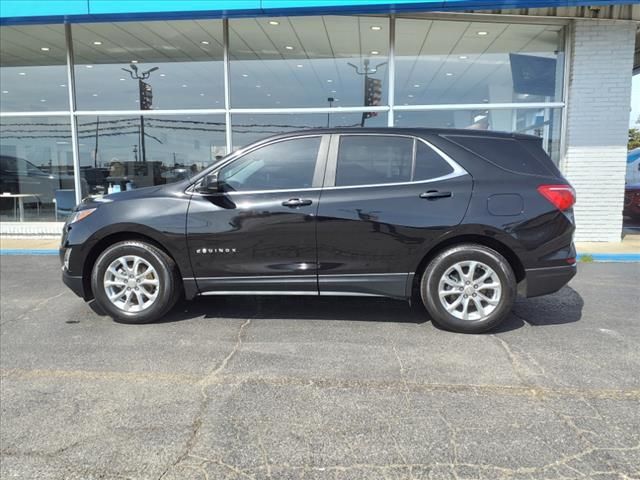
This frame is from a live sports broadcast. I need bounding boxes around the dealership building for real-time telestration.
[0,0,638,241]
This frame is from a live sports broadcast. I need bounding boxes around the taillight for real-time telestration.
[537,184,576,211]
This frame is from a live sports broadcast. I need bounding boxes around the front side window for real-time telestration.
[220,137,321,192]
[335,136,414,186]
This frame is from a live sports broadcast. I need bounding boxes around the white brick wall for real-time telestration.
[562,20,636,242]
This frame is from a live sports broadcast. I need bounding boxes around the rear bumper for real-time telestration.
[62,269,86,299]
[523,264,577,298]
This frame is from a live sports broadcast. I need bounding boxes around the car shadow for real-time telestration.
[89,285,584,332]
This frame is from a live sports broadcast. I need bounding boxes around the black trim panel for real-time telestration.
[318,273,409,299]
[524,264,576,298]
[194,275,318,294]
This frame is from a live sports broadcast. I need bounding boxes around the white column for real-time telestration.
[562,19,636,242]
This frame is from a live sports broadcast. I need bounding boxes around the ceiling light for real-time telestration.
[408,94,414,98]
[331,90,337,93]
[40,47,50,52]
[477,31,488,36]
[445,72,454,76]
[266,93,272,97]
[131,60,138,64]
[413,84,420,88]
[159,73,166,77]
[269,20,279,25]
[40,99,47,102]
[59,84,66,87]
[93,41,103,46]
[18,72,26,76]
[483,98,489,102]
[370,50,380,55]
[327,79,333,83]
[370,26,382,31]
[459,55,468,60]
[1,90,8,94]
[284,45,294,50]
[200,40,209,45]
[92,93,98,97]
[200,93,205,96]
[119,78,125,81]
[241,73,249,78]
[86,65,93,69]
[182,84,187,88]
[255,84,261,88]
[296,64,303,68]
[333,98,339,102]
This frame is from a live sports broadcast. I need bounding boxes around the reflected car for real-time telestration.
[60,128,577,333]
[624,183,640,220]
[0,155,86,204]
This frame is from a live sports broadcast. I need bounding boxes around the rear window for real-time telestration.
[414,141,454,180]
[444,135,556,176]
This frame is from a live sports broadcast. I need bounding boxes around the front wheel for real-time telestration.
[91,241,182,324]
[420,244,516,333]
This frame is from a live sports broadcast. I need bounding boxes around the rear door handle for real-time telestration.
[282,198,313,208]
[420,190,452,200]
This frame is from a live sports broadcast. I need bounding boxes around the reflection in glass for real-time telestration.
[394,108,562,163]
[232,112,387,149]
[0,117,77,221]
[0,25,69,111]
[395,19,564,106]
[229,16,389,108]
[76,115,226,194]
[71,20,224,110]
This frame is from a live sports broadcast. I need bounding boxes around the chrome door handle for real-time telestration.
[420,190,452,200]
[282,198,313,207]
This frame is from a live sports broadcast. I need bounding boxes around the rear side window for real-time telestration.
[445,135,555,176]
[414,141,454,181]
[336,136,413,186]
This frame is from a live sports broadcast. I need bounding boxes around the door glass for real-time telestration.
[220,137,321,191]
[414,141,454,180]
[335,136,413,186]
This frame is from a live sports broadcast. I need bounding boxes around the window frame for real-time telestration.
[323,133,467,189]
[192,134,330,195]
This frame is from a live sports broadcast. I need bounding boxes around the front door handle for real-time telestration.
[282,198,313,208]
[420,190,452,200]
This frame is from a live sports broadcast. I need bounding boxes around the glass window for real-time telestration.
[414,141,454,180]
[335,136,413,186]
[75,115,226,195]
[71,20,224,110]
[229,16,389,108]
[220,137,321,192]
[232,112,387,149]
[0,116,76,222]
[0,25,69,112]
[395,108,562,163]
[395,19,564,106]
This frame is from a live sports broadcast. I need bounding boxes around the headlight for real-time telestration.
[68,208,96,224]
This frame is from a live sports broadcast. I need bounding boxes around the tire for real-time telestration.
[91,241,182,324]
[420,244,516,334]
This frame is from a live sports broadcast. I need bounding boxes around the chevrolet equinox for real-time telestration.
[61,128,577,333]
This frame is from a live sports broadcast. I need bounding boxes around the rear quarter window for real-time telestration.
[444,135,556,176]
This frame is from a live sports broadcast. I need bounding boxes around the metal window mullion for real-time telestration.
[558,22,572,171]
[223,18,232,153]
[387,15,396,127]
[65,23,82,206]
[394,102,565,111]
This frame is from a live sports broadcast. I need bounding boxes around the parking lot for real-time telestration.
[1,256,639,479]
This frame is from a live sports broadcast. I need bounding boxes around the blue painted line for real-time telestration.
[0,249,59,256]
[577,253,640,262]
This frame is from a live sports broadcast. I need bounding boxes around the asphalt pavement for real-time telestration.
[1,256,639,480]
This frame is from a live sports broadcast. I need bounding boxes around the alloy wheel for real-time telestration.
[103,255,160,313]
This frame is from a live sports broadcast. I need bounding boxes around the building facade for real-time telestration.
[0,0,638,240]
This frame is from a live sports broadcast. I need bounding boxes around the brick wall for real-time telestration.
[562,20,636,242]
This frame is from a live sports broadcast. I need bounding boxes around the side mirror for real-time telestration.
[197,172,221,194]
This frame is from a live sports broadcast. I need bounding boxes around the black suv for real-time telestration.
[61,128,576,333]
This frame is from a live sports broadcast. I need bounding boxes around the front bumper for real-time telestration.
[62,268,87,299]
[523,264,577,298]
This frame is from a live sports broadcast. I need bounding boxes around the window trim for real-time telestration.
[190,133,330,195]
[323,133,467,190]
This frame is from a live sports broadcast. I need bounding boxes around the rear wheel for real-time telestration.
[91,241,182,324]
[420,244,516,333]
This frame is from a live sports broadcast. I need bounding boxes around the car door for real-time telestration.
[316,133,472,298]
[186,134,329,294]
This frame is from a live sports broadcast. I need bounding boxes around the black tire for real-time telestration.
[91,241,182,324]
[420,244,516,334]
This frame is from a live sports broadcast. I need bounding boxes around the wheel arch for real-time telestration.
[412,234,525,296]
[81,230,185,300]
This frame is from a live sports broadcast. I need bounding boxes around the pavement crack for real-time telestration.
[392,344,412,408]
[0,292,65,327]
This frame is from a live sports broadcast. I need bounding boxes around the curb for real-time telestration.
[1,250,638,262]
